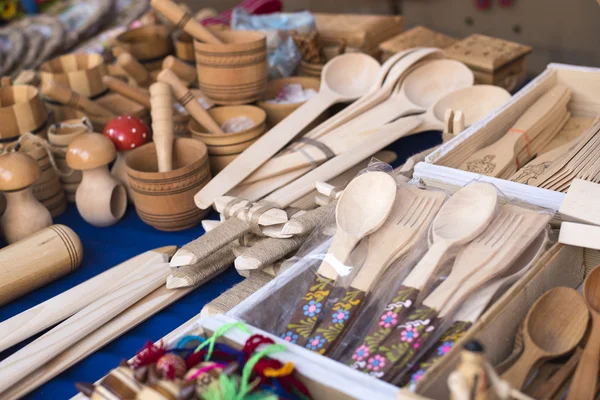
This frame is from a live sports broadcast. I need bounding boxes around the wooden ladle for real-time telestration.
[566,266,600,400]
[501,287,589,390]
[194,53,381,209]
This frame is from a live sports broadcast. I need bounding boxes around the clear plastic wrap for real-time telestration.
[232,160,556,389]
[231,8,315,79]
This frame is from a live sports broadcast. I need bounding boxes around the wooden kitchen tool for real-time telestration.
[102,76,151,109]
[162,56,197,87]
[194,53,381,209]
[0,85,48,142]
[0,250,172,394]
[150,82,175,173]
[0,225,82,308]
[212,197,288,227]
[41,81,115,118]
[558,179,600,225]
[0,152,52,244]
[113,24,172,70]
[117,52,153,88]
[566,265,600,400]
[150,0,222,44]
[39,53,107,98]
[282,171,397,348]
[501,287,588,390]
[0,247,174,353]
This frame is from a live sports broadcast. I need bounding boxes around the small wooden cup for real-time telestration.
[258,77,322,128]
[39,54,108,98]
[126,138,211,231]
[114,25,173,71]
[189,105,266,173]
[90,93,151,133]
[0,85,48,141]
[174,31,195,63]
[194,30,267,105]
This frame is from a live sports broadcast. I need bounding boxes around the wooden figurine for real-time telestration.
[66,133,127,227]
[448,341,488,400]
[0,152,52,244]
[103,116,150,202]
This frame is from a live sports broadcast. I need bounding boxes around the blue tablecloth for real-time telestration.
[0,131,441,399]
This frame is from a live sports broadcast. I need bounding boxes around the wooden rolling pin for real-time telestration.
[0,225,83,307]
[117,52,153,88]
[102,76,151,109]
[150,82,174,172]
[162,56,197,86]
[150,0,222,44]
[157,68,223,134]
[41,82,116,118]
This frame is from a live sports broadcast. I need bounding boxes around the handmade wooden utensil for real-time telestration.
[529,347,582,400]
[150,82,175,173]
[0,152,52,244]
[117,52,153,88]
[501,287,588,390]
[162,56,197,86]
[566,265,600,400]
[150,0,222,44]
[312,186,446,354]
[157,68,223,134]
[169,117,420,267]
[0,247,174,353]
[0,251,172,394]
[559,179,600,225]
[41,81,115,118]
[102,76,151,109]
[559,222,600,251]
[194,53,381,209]
[281,171,397,348]
[510,140,573,185]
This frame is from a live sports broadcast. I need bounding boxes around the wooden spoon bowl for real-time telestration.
[321,53,381,101]
[432,85,511,126]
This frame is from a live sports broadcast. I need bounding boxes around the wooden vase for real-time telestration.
[0,85,48,142]
[76,166,127,228]
[126,138,211,231]
[114,24,173,71]
[189,105,266,174]
[2,187,53,244]
[39,54,108,98]
[194,30,267,105]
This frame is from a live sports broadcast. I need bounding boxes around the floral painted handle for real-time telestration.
[309,286,367,355]
[358,305,440,380]
[406,321,472,389]
[281,274,335,347]
[348,285,420,370]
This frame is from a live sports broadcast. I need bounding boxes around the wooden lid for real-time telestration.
[380,26,457,53]
[444,34,532,72]
[66,133,116,170]
[0,152,40,190]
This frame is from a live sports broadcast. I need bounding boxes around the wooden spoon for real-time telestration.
[194,53,381,209]
[281,171,397,347]
[501,287,589,390]
[566,265,600,400]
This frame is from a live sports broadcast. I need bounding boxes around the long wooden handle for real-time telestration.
[117,52,153,88]
[0,249,172,353]
[500,346,542,391]
[162,56,197,85]
[157,68,223,134]
[0,254,170,393]
[150,0,222,44]
[41,82,115,118]
[150,82,174,173]
[566,321,600,400]
[401,240,453,290]
[102,76,151,109]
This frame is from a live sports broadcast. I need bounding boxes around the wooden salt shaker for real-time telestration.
[67,133,127,227]
[0,152,52,244]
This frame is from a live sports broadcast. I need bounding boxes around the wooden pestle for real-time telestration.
[157,68,223,134]
[117,53,153,88]
[41,81,115,118]
[150,82,174,172]
[162,56,197,86]
[150,0,222,44]
[102,76,151,109]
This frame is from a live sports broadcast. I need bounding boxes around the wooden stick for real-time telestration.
[157,69,223,134]
[117,52,153,88]
[150,0,222,44]
[0,247,176,353]
[150,82,174,173]
[1,284,194,400]
[41,82,116,118]
[102,76,151,109]
[0,253,171,393]
[162,56,197,86]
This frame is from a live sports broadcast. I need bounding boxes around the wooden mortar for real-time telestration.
[113,24,173,71]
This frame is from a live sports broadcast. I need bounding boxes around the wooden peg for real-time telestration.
[150,82,175,172]
[443,108,455,143]
[117,52,153,88]
[41,81,115,118]
[453,110,465,135]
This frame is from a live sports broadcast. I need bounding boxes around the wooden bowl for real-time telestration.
[174,31,195,63]
[194,30,267,105]
[189,105,266,173]
[0,85,48,141]
[90,93,151,132]
[126,138,211,231]
[39,54,108,98]
[258,77,322,127]
[114,25,173,71]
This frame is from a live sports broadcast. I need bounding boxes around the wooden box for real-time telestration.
[379,26,457,62]
[313,13,404,58]
[444,34,532,93]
